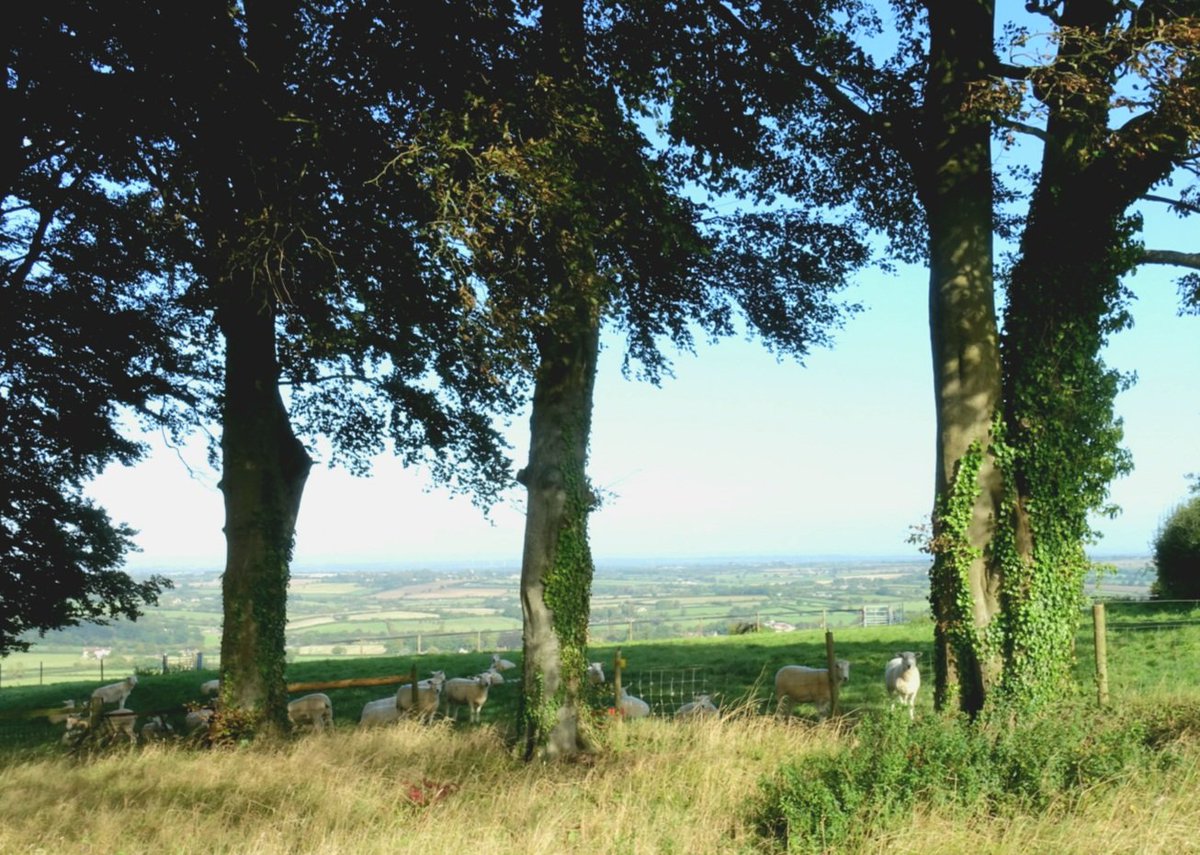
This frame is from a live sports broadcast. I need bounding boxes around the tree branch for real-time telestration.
[1140,248,1200,270]
[1142,193,1200,216]
[705,0,923,168]
[998,117,1049,142]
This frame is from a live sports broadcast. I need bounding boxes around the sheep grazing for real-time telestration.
[141,715,174,742]
[200,678,221,697]
[287,692,333,732]
[675,694,718,719]
[91,674,138,710]
[489,653,517,672]
[359,695,402,728]
[774,659,850,718]
[442,670,501,723]
[395,670,447,723]
[884,651,921,719]
[586,662,605,685]
[618,687,650,719]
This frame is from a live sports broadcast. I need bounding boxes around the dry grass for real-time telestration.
[0,706,829,855]
[3,704,1199,855]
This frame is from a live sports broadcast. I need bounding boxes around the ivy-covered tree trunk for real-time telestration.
[517,302,600,761]
[921,0,1005,715]
[217,285,312,730]
[994,0,1194,709]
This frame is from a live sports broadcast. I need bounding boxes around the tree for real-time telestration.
[403,0,865,757]
[605,0,1199,713]
[2,5,192,656]
[28,1,523,727]
[1152,495,1200,599]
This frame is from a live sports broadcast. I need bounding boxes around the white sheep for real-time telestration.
[140,715,174,742]
[200,678,221,697]
[884,651,921,719]
[490,653,517,672]
[62,711,138,746]
[184,707,214,734]
[46,700,78,725]
[359,695,401,727]
[675,694,718,719]
[442,670,501,723]
[395,670,447,723]
[774,659,850,718]
[586,662,605,685]
[618,687,650,719]
[287,692,333,732]
[91,674,138,710]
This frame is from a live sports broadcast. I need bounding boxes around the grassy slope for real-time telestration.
[0,616,1198,853]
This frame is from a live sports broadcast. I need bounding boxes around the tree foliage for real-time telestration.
[1152,495,1200,599]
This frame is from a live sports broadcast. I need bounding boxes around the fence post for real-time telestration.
[417,633,423,655]
[822,609,828,631]
[477,630,482,653]
[1093,602,1109,707]
[613,648,624,713]
[100,657,104,682]
[824,630,840,717]
[410,662,419,711]
[40,662,43,686]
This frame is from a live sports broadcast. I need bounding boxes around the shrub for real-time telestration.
[1152,495,1200,599]
[755,701,1182,854]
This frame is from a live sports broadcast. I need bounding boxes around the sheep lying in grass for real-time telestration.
[442,670,501,723]
[140,715,174,742]
[288,693,333,732]
[184,707,214,734]
[200,678,220,697]
[675,694,718,719]
[774,659,850,718]
[490,653,517,672]
[62,711,138,747]
[395,670,447,723]
[618,687,650,719]
[586,662,605,685]
[884,651,921,719]
[46,700,78,725]
[91,674,138,710]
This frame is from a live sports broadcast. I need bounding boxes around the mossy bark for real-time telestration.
[517,302,600,761]
[921,0,1005,715]
[217,285,312,731]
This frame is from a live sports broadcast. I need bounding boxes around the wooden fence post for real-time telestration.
[824,630,840,718]
[410,662,419,711]
[1093,602,1109,707]
[613,648,624,713]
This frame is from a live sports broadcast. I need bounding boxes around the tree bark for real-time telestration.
[921,0,1005,715]
[517,303,600,761]
[217,284,312,730]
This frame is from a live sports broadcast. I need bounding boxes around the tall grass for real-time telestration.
[0,704,830,854]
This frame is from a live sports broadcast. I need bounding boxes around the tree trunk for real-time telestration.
[517,303,600,761]
[994,0,1192,708]
[921,0,1004,715]
[218,285,312,731]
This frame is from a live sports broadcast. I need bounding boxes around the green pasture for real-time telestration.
[5,605,1197,754]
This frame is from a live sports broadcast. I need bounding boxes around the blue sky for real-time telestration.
[89,219,1197,571]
